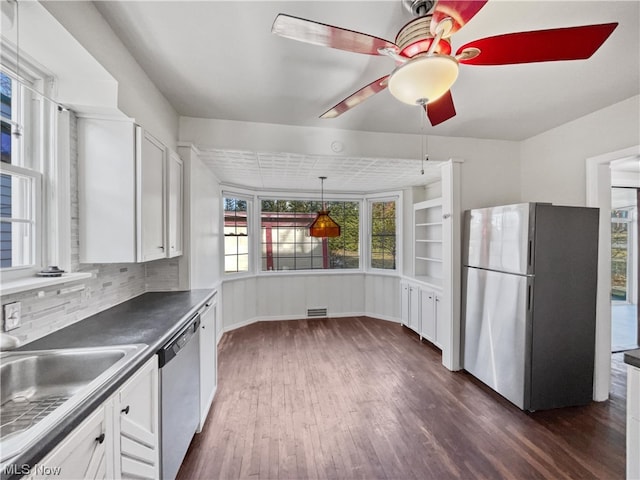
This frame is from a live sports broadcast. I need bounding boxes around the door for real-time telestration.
[409,285,420,333]
[465,203,531,274]
[400,283,409,327]
[611,186,639,351]
[35,405,109,480]
[420,289,436,342]
[116,356,159,480]
[138,129,166,261]
[463,266,529,409]
[167,151,184,258]
[199,296,217,431]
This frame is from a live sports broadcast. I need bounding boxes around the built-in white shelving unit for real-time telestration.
[402,159,462,371]
[413,197,444,287]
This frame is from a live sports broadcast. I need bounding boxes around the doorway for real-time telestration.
[586,146,639,401]
[610,185,639,352]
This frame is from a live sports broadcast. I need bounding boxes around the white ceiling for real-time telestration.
[93,0,640,191]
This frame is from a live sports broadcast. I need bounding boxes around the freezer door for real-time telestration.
[465,203,532,275]
[463,267,530,409]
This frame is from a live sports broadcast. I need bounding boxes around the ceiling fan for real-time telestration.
[271,0,617,126]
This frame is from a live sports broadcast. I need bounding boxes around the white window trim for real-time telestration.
[257,195,364,274]
[222,190,253,277]
[366,191,402,274]
[0,162,42,280]
[0,61,72,286]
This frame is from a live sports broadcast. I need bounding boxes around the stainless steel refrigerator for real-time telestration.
[462,203,599,411]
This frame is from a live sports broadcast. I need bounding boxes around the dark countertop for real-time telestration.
[624,349,640,369]
[2,289,215,479]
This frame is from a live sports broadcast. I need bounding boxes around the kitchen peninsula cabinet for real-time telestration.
[29,403,111,480]
[198,292,218,431]
[78,116,182,263]
[30,357,159,480]
[114,356,159,479]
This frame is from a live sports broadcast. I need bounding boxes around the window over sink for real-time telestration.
[1,55,69,283]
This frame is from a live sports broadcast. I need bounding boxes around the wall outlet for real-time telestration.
[3,302,21,331]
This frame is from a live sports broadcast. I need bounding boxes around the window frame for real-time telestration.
[258,195,363,274]
[0,55,66,283]
[222,191,253,277]
[366,192,402,275]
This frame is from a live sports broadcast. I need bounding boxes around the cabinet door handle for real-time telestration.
[95,433,105,444]
[121,405,130,415]
[158,246,165,250]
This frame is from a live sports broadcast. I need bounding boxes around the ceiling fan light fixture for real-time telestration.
[388,54,459,106]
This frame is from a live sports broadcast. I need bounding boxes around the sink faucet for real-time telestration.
[0,332,20,350]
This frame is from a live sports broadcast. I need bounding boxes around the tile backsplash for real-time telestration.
[1,264,146,345]
[1,112,181,346]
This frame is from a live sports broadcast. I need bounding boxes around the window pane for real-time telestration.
[611,215,628,301]
[261,199,359,271]
[1,73,11,165]
[224,197,249,273]
[0,172,35,268]
[370,200,396,270]
[1,220,33,268]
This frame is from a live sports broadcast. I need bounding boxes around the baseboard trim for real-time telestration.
[223,313,401,333]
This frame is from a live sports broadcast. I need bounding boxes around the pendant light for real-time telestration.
[309,176,340,238]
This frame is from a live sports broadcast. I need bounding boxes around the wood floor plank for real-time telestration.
[177,317,626,480]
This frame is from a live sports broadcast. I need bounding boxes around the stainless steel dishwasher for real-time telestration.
[158,314,201,480]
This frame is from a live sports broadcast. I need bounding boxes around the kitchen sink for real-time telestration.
[0,344,148,464]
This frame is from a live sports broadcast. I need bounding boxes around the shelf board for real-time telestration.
[416,256,443,262]
[414,198,443,210]
[414,275,443,289]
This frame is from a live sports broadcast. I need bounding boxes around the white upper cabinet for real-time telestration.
[139,130,166,262]
[78,117,182,263]
[166,150,184,258]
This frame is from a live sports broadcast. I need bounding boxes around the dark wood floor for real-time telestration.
[178,317,626,480]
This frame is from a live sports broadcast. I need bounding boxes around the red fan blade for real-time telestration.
[425,90,456,126]
[456,22,618,66]
[272,14,397,55]
[430,0,489,37]
[320,76,390,118]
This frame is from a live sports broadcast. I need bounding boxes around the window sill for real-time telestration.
[0,272,93,296]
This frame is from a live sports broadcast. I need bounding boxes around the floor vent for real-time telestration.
[307,307,328,318]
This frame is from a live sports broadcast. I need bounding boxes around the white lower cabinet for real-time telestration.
[402,281,443,348]
[628,365,640,480]
[114,356,160,479]
[34,356,159,480]
[32,403,112,480]
[420,289,436,343]
[198,293,218,432]
[400,282,421,334]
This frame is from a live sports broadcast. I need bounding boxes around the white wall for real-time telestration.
[222,273,388,331]
[522,96,640,402]
[179,145,222,289]
[180,117,522,211]
[520,95,640,205]
[42,1,179,149]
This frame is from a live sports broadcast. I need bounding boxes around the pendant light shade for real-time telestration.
[309,177,341,238]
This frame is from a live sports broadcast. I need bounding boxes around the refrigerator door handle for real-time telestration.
[527,283,532,311]
[528,240,533,268]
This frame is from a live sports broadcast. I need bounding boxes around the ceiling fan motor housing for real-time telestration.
[396,15,451,58]
[402,0,435,17]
